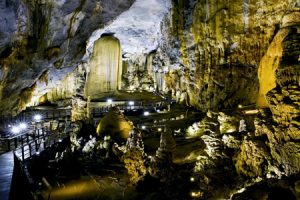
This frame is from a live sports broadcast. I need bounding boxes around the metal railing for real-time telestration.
[14,129,65,161]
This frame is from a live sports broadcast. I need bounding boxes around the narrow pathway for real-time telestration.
[0,151,14,200]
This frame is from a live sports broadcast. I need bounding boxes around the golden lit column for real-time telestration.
[85,35,123,98]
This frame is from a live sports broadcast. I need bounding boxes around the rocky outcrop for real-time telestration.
[71,63,88,121]
[0,0,135,116]
[96,107,134,141]
[155,0,299,111]
[235,139,270,178]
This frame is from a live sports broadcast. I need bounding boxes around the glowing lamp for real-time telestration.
[141,126,146,130]
[19,123,27,129]
[143,111,150,116]
[107,99,113,104]
[33,114,42,121]
[191,191,202,197]
[11,126,20,134]
[128,101,134,106]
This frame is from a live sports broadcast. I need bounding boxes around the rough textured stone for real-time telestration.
[96,107,134,140]
[235,139,270,178]
[0,0,136,116]
[154,0,299,111]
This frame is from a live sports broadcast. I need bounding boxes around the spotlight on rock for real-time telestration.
[143,111,150,116]
[19,123,27,130]
[33,114,42,121]
[11,126,20,134]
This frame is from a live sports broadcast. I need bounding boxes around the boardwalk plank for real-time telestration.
[0,151,14,200]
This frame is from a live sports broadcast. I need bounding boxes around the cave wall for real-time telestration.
[0,0,135,117]
[155,0,299,111]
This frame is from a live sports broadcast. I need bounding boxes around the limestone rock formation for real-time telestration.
[155,129,176,161]
[235,139,270,178]
[122,147,147,184]
[154,0,299,111]
[71,63,88,121]
[96,107,134,141]
[85,35,122,97]
[0,0,136,116]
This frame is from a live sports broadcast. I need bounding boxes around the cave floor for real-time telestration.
[13,103,208,200]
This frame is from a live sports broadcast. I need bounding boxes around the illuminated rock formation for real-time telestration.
[0,0,135,116]
[96,107,133,141]
[85,35,122,97]
[71,63,88,121]
[155,0,299,111]
[256,29,289,107]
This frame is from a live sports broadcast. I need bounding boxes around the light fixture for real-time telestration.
[190,177,195,182]
[238,104,243,108]
[190,191,202,197]
[156,109,161,113]
[33,114,42,121]
[11,126,20,134]
[36,151,40,155]
[141,126,146,130]
[129,101,134,106]
[58,139,62,142]
[157,128,162,132]
[107,99,113,104]
[143,111,150,116]
[19,123,27,129]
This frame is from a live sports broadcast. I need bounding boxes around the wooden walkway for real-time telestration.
[0,151,14,200]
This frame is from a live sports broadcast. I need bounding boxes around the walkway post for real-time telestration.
[7,140,10,151]
[28,143,32,158]
[14,138,17,149]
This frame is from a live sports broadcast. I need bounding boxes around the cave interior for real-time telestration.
[0,0,300,200]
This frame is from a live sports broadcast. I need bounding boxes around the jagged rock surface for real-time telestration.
[0,0,135,116]
[155,0,299,111]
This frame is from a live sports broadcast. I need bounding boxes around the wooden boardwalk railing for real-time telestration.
[0,128,47,153]
[14,129,65,162]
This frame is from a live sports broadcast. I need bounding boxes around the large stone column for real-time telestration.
[85,35,122,98]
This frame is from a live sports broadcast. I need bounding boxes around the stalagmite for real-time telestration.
[85,35,122,98]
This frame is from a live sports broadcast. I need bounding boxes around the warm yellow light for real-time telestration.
[227,129,235,133]
[243,109,259,115]
[190,177,195,182]
[191,191,202,198]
